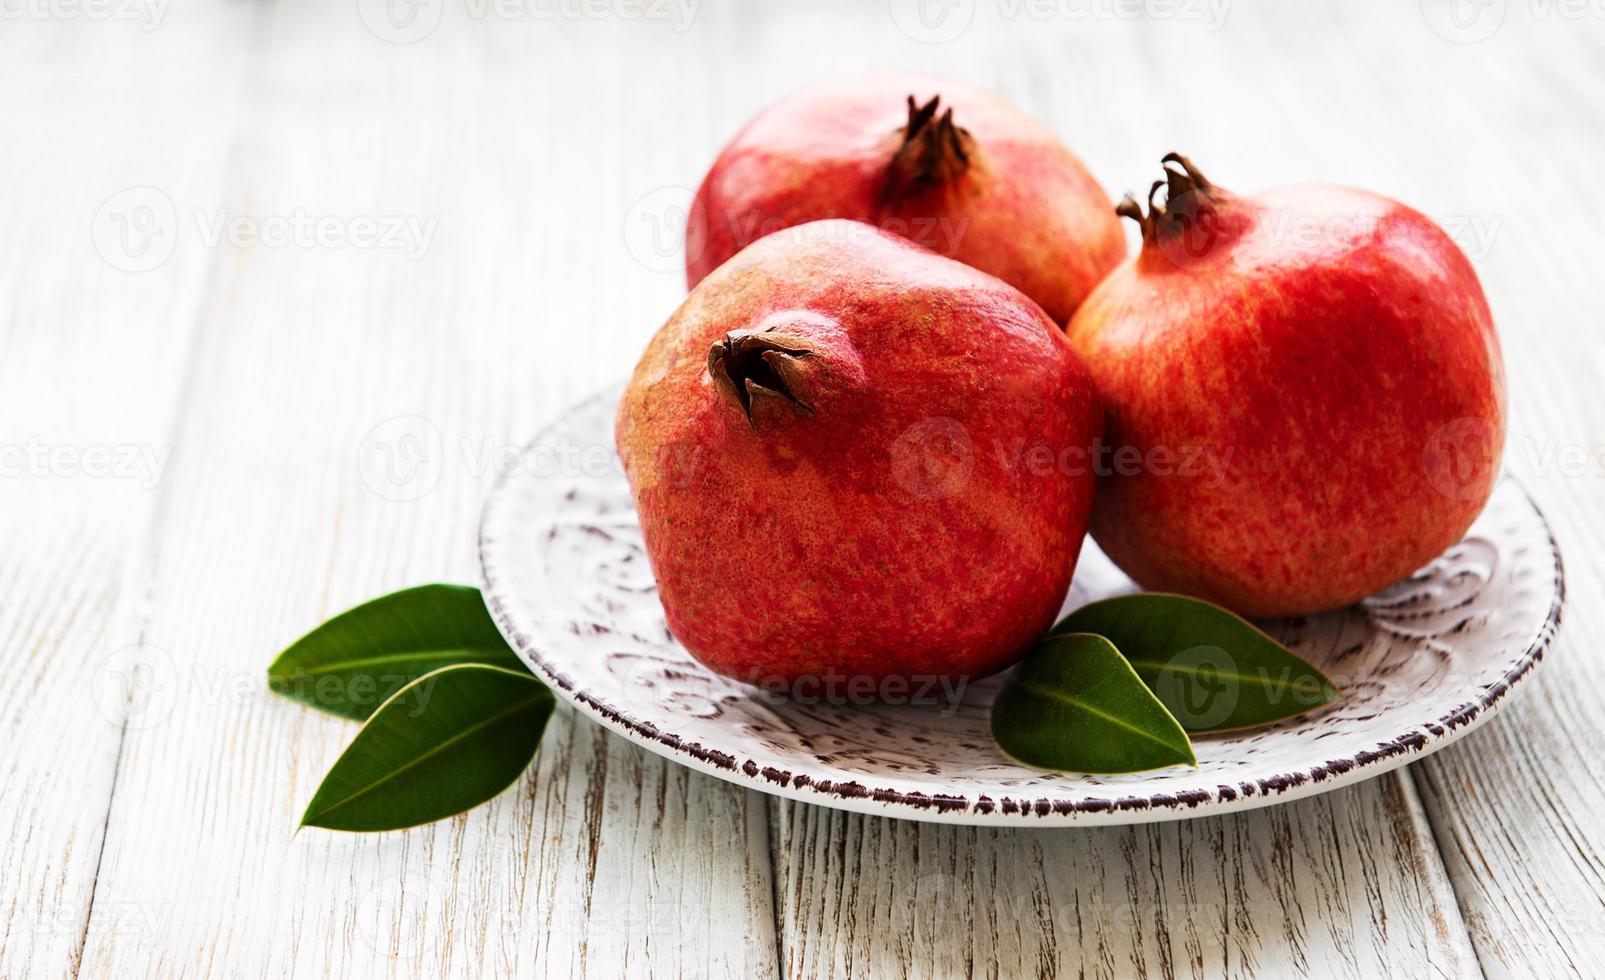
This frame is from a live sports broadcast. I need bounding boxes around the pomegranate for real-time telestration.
[1066,154,1506,617]
[619,220,1102,688]
[686,73,1125,326]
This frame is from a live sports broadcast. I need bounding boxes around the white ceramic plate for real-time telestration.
[479,387,1564,826]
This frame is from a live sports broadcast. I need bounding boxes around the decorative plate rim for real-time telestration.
[478,389,1566,826]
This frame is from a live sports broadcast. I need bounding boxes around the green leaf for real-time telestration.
[990,633,1196,773]
[1054,593,1342,732]
[268,584,530,721]
[301,664,554,832]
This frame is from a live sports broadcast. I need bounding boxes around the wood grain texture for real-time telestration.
[1397,16,1605,980]
[0,4,259,976]
[60,3,776,978]
[0,0,1600,977]
[771,774,1476,979]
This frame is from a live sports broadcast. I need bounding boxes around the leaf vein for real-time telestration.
[273,647,514,678]
[307,688,549,822]
[1014,679,1186,754]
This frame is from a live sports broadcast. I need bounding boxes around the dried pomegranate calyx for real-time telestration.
[708,327,818,428]
[1116,152,1223,243]
[886,94,974,198]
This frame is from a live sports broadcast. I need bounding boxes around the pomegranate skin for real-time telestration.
[686,73,1125,326]
[1066,157,1506,618]
[619,220,1102,687]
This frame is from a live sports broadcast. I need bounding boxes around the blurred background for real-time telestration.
[2,1,1601,976]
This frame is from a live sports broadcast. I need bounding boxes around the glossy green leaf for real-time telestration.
[990,633,1196,773]
[1054,593,1342,732]
[268,584,529,721]
[301,664,554,832]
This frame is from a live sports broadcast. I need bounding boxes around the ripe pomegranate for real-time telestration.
[1066,154,1506,617]
[619,220,1102,688]
[686,73,1125,326]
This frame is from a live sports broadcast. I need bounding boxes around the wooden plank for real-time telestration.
[0,6,257,977]
[772,777,1476,979]
[72,4,776,977]
[0,516,146,979]
[1398,15,1605,979]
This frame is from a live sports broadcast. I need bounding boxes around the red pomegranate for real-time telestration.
[686,73,1125,326]
[619,220,1103,688]
[1066,154,1506,617]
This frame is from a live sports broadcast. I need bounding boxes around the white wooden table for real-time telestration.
[2,1,1600,976]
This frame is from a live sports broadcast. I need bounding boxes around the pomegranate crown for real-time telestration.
[1116,153,1223,242]
[708,326,817,430]
[885,94,974,199]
